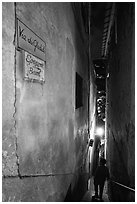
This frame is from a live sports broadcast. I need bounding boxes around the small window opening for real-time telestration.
[76,72,83,109]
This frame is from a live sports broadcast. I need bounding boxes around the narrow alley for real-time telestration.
[2,2,135,202]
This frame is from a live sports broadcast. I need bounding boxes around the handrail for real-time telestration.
[111,180,135,192]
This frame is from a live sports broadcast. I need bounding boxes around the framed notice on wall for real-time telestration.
[24,51,45,83]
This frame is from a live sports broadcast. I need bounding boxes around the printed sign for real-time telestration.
[24,51,45,83]
[17,18,46,61]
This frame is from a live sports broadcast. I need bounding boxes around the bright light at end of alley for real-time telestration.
[96,127,104,137]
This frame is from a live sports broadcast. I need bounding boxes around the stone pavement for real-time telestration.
[81,177,110,202]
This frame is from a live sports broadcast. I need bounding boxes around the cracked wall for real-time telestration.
[2,2,96,201]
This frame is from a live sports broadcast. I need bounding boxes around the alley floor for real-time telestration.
[81,177,110,202]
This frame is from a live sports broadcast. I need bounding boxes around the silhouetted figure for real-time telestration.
[94,158,109,201]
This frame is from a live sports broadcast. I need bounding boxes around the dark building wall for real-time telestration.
[106,3,135,201]
[2,2,96,201]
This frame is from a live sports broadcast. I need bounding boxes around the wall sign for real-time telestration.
[17,18,46,61]
[24,51,45,83]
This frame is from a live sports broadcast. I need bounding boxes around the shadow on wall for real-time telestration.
[64,173,89,201]
[109,181,135,202]
[108,131,132,202]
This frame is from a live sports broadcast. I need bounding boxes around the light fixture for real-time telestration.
[96,127,104,137]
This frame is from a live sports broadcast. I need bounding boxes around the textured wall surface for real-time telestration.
[2,2,18,177]
[106,3,135,201]
[2,2,96,201]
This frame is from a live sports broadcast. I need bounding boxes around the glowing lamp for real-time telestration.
[96,127,104,137]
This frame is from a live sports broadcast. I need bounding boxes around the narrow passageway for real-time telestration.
[81,177,109,202]
[2,2,135,202]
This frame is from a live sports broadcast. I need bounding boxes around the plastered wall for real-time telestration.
[2,2,96,201]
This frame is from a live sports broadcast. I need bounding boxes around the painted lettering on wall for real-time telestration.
[24,51,45,83]
[17,18,46,61]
